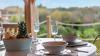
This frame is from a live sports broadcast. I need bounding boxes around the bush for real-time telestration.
[38,24,46,35]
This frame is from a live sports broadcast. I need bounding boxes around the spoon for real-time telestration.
[73,50,88,53]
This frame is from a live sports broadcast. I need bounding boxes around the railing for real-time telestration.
[58,21,100,26]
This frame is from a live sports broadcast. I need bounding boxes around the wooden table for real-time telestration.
[0,38,96,56]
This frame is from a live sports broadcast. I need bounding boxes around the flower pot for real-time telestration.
[3,38,32,51]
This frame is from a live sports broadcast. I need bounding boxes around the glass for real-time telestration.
[33,10,40,44]
[0,23,4,45]
[33,18,40,41]
[30,9,40,55]
[51,19,58,41]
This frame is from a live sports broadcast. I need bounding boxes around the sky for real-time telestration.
[0,0,100,9]
[0,0,24,9]
[36,0,100,8]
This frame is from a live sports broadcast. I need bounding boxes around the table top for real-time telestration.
[0,38,96,56]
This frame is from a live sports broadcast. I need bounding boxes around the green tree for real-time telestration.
[50,10,62,21]
[10,16,18,23]
[61,11,73,23]
[39,8,47,22]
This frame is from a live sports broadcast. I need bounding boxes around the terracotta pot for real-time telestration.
[3,38,32,51]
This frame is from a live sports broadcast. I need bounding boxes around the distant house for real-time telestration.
[0,6,23,23]
[4,6,20,15]
[0,9,2,17]
[0,9,4,22]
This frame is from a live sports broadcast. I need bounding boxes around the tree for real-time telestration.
[10,16,18,23]
[61,11,73,23]
[50,10,62,21]
[39,8,47,22]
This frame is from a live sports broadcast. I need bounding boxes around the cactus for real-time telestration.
[17,21,28,39]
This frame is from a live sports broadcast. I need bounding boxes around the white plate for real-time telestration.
[0,41,4,45]
[36,49,72,56]
[0,41,5,51]
[67,39,87,47]
[0,45,5,51]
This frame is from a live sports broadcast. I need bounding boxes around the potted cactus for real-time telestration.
[3,21,32,51]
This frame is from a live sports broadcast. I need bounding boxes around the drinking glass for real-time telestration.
[51,19,58,41]
[33,14,40,44]
[33,20,39,39]
[30,13,40,55]
[0,23,4,45]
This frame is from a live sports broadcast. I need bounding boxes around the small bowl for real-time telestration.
[43,41,67,54]
[63,35,77,43]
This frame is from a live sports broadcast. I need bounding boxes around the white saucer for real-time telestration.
[36,48,77,56]
[67,39,87,47]
[0,45,5,51]
[0,41,4,45]
[36,49,70,56]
